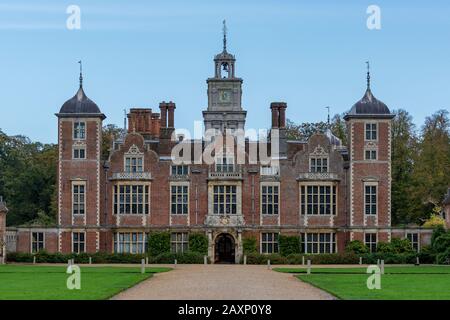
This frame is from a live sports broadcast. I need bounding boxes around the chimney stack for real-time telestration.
[159,102,168,128]
[270,102,287,128]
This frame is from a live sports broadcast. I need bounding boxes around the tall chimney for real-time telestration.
[277,102,287,128]
[270,103,279,128]
[159,102,168,128]
[167,101,176,128]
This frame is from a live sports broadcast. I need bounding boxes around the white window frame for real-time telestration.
[72,232,86,253]
[171,165,189,176]
[364,182,378,216]
[171,232,189,253]
[300,183,337,215]
[114,232,146,254]
[406,233,420,252]
[309,157,328,173]
[73,146,86,160]
[260,165,280,176]
[215,155,235,173]
[365,122,378,141]
[364,148,377,160]
[260,232,279,254]
[72,181,86,215]
[31,232,45,253]
[113,183,150,215]
[73,121,86,140]
[124,156,143,173]
[260,182,280,215]
[303,233,336,254]
[170,182,189,215]
[213,185,237,214]
[365,233,377,253]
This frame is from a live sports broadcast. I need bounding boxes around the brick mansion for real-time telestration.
[2,33,444,264]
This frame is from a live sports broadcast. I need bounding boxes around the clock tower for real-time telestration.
[203,21,246,132]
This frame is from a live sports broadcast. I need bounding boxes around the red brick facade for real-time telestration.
[8,48,435,262]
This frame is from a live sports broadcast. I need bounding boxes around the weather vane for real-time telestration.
[78,60,83,87]
[326,106,330,127]
[222,19,227,52]
[366,61,371,89]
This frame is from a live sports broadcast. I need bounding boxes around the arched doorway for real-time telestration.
[215,233,235,263]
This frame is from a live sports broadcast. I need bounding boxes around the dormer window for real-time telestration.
[125,156,143,173]
[310,158,328,173]
[365,123,377,141]
[73,122,86,140]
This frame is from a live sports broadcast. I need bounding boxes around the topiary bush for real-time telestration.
[242,237,257,255]
[244,253,287,264]
[188,233,208,255]
[278,235,301,256]
[390,238,414,254]
[148,231,170,257]
[345,240,369,254]
[376,241,394,253]
[432,233,450,254]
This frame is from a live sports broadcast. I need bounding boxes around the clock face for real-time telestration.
[219,90,231,103]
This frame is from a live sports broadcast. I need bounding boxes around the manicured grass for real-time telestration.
[274,266,450,300]
[0,265,171,300]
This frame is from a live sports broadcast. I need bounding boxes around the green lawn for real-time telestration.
[274,266,450,300]
[0,265,171,300]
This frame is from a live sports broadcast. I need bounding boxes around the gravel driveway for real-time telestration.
[112,264,334,300]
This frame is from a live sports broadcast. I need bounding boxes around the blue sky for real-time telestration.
[0,0,449,143]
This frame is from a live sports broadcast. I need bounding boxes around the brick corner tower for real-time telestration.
[344,65,395,248]
[55,64,106,253]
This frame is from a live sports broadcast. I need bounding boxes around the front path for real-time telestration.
[112,264,334,300]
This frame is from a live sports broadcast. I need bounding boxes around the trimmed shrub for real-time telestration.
[188,233,208,255]
[148,231,170,256]
[152,252,207,264]
[244,253,288,264]
[345,240,369,254]
[242,237,257,255]
[279,235,301,256]
[436,247,450,265]
[390,238,414,254]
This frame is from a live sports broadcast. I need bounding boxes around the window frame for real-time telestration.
[260,183,280,215]
[300,183,337,215]
[72,232,86,253]
[364,148,377,161]
[364,183,378,216]
[31,232,45,253]
[261,232,279,254]
[170,182,189,215]
[302,233,336,254]
[73,121,86,140]
[364,233,377,253]
[72,181,86,215]
[215,155,235,173]
[113,183,150,215]
[124,156,143,173]
[114,232,146,254]
[213,185,237,215]
[309,157,328,173]
[73,146,86,160]
[171,165,189,176]
[406,232,420,252]
[171,232,189,253]
[365,122,378,141]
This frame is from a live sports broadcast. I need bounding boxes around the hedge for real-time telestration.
[242,237,257,254]
[241,252,437,265]
[151,252,208,264]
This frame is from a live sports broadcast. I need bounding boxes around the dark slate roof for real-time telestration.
[57,86,105,118]
[214,50,235,61]
[443,188,450,205]
[345,88,393,119]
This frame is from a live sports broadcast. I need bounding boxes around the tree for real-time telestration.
[330,113,348,146]
[411,109,450,223]
[101,124,125,160]
[391,109,417,225]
